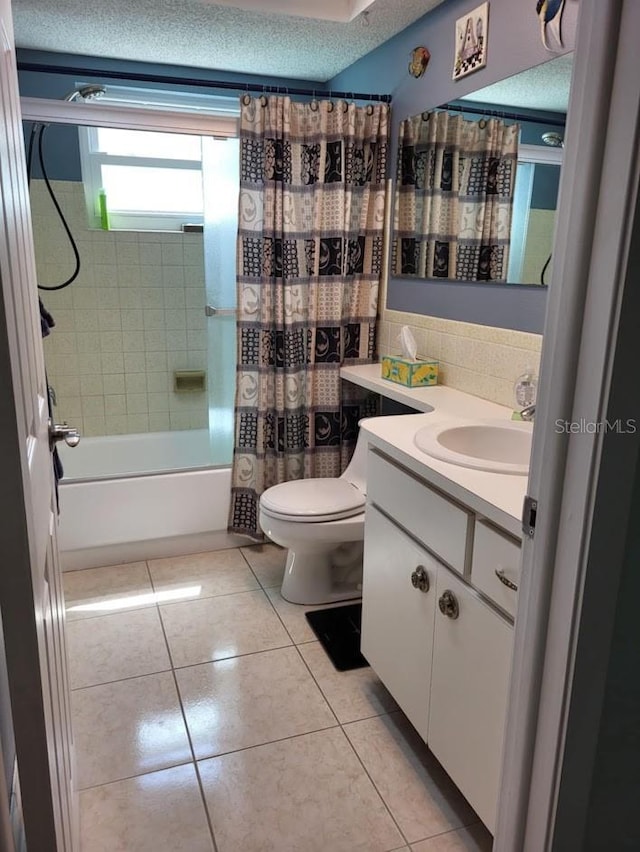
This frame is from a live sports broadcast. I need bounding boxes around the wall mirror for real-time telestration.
[392,54,571,288]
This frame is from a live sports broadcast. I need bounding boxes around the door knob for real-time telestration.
[410,565,430,592]
[438,590,459,619]
[49,420,81,448]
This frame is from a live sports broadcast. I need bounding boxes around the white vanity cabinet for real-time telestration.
[361,505,437,741]
[362,447,520,834]
[428,568,513,833]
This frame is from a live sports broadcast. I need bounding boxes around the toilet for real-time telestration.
[258,430,368,605]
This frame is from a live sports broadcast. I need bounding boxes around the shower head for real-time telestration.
[541,131,564,148]
[63,84,106,103]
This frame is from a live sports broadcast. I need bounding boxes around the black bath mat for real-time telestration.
[305,603,369,672]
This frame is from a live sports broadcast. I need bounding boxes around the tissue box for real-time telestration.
[381,356,439,387]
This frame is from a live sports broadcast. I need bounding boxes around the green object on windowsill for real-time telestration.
[98,188,109,230]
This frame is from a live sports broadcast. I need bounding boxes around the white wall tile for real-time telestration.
[32,182,221,437]
[149,412,171,431]
[148,392,169,412]
[103,374,126,395]
[126,413,150,433]
[125,374,147,395]
[105,395,127,416]
[126,393,148,414]
[122,332,146,353]
[80,375,104,396]
[123,353,146,374]
[122,310,144,331]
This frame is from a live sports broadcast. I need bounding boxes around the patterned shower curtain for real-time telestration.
[229,95,389,537]
[394,111,519,281]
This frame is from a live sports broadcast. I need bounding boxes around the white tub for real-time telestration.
[57,430,243,570]
[59,428,216,479]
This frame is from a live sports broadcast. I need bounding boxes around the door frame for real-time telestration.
[496,0,640,847]
[11,2,640,846]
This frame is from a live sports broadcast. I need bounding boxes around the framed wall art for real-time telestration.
[453,2,489,81]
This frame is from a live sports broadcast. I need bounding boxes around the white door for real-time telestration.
[0,0,76,849]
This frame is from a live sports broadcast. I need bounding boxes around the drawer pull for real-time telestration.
[410,565,430,593]
[495,568,518,592]
[438,590,459,619]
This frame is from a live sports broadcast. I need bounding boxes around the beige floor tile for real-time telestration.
[198,727,404,852]
[79,764,214,852]
[265,587,348,644]
[67,608,171,689]
[344,713,478,844]
[176,646,337,758]
[410,824,493,851]
[298,640,398,723]
[159,590,292,667]
[148,549,259,601]
[63,562,153,621]
[72,672,192,789]
[240,542,286,588]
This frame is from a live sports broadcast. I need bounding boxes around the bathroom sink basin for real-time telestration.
[413,419,533,475]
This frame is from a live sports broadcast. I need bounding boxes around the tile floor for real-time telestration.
[64,543,493,852]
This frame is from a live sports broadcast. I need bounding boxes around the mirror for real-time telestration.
[392,54,571,287]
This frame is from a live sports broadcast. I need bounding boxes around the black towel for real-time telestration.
[39,298,63,508]
[39,298,55,337]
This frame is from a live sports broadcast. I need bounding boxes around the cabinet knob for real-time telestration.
[495,568,518,592]
[410,565,430,593]
[438,590,459,619]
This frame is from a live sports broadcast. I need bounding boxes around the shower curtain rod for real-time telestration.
[437,101,566,127]
[17,61,392,104]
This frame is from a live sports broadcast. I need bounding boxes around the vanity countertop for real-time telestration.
[340,364,528,538]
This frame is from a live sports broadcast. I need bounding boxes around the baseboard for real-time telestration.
[60,529,253,571]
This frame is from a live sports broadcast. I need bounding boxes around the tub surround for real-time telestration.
[33,180,209,438]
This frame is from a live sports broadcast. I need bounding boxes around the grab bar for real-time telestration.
[205,305,236,317]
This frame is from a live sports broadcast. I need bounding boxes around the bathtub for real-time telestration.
[57,429,244,570]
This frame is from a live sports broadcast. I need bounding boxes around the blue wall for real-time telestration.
[329,0,578,333]
[19,48,329,182]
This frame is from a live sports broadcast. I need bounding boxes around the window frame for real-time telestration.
[19,87,239,233]
[78,125,207,231]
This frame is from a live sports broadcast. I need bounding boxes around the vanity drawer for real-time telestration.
[367,450,472,574]
[471,520,521,617]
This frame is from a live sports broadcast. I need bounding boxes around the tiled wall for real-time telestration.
[522,209,556,286]
[378,310,542,410]
[32,181,209,437]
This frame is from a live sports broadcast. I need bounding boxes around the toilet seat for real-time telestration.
[260,478,365,523]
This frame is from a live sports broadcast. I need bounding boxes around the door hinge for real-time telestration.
[522,495,538,538]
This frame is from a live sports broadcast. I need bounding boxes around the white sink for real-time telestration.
[413,418,533,475]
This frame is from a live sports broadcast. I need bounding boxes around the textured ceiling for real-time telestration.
[460,54,573,114]
[11,0,444,82]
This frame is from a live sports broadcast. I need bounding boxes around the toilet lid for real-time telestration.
[260,478,365,522]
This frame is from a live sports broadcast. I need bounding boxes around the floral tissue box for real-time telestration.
[381,355,439,388]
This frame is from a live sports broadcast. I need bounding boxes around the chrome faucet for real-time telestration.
[520,404,536,421]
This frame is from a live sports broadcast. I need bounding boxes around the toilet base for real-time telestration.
[280,542,363,606]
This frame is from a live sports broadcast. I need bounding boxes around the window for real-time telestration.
[77,88,239,231]
[80,126,207,231]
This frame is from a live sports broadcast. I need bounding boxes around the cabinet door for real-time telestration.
[428,568,513,833]
[361,505,437,741]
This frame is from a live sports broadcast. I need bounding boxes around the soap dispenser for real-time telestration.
[514,368,538,408]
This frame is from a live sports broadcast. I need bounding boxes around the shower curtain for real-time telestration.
[394,111,519,281]
[229,95,389,537]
